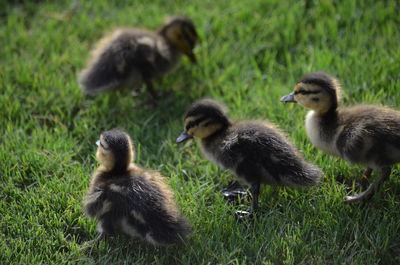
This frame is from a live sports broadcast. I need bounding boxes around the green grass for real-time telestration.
[1,0,399,264]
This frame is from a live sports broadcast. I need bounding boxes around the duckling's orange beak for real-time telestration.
[280,92,297,103]
[176,130,193,143]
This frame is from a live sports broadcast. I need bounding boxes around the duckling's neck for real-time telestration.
[305,108,340,156]
[205,127,228,141]
[100,162,130,174]
[198,126,230,168]
[200,123,231,152]
[157,29,176,49]
[315,106,338,117]
[152,33,182,72]
[157,26,168,37]
[160,37,182,59]
[309,106,339,127]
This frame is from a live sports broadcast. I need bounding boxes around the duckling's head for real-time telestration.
[281,72,342,114]
[96,129,134,172]
[176,99,231,143]
[159,15,198,64]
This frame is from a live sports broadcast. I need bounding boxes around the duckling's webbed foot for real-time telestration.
[344,184,375,203]
[82,232,107,251]
[144,80,174,106]
[345,167,391,203]
[94,231,107,242]
[221,181,248,202]
[235,210,253,219]
[234,183,260,220]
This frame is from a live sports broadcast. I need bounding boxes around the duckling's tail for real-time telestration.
[283,162,323,188]
[78,57,123,94]
[149,215,192,246]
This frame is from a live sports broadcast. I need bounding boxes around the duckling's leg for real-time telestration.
[221,181,248,202]
[359,168,372,190]
[250,183,260,212]
[235,183,260,219]
[94,231,107,242]
[82,229,108,251]
[144,80,160,101]
[344,167,391,203]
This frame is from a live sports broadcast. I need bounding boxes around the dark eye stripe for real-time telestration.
[294,90,321,95]
[186,116,208,130]
[100,142,110,150]
[186,121,195,130]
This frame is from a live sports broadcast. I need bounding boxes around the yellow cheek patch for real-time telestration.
[195,123,222,139]
[187,127,195,135]
[182,27,197,48]
[167,25,183,43]
[166,25,193,54]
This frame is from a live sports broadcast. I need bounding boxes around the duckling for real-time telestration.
[281,72,400,203]
[83,129,191,245]
[78,15,198,100]
[176,99,323,217]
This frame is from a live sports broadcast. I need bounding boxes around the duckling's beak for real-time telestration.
[96,140,100,146]
[187,52,197,64]
[280,92,297,103]
[176,130,193,143]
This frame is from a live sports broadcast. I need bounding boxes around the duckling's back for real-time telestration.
[84,168,190,245]
[79,29,180,94]
[202,121,322,187]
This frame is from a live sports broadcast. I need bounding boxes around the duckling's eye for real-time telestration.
[294,90,302,95]
[295,89,321,95]
[294,89,307,95]
[186,121,196,130]
[312,97,319,102]
[186,116,208,130]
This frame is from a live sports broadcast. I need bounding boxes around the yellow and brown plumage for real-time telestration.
[176,99,322,217]
[281,72,400,202]
[83,129,190,245]
[78,15,198,100]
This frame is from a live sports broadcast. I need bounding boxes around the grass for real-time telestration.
[1,0,399,264]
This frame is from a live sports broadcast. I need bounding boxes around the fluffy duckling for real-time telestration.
[176,99,322,216]
[281,72,400,203]
[79,15,198,100]
[83,129,190,245]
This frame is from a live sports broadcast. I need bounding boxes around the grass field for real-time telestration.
[1,0,399,264]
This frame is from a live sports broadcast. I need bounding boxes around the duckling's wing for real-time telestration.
[337,108,400,166]
[104,177,190,244]
[225,125,321,186]
[79,47,129,94]
[83,187,107,218]
[79,31,159,94]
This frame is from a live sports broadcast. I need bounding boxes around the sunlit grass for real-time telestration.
[1,0,399,264]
